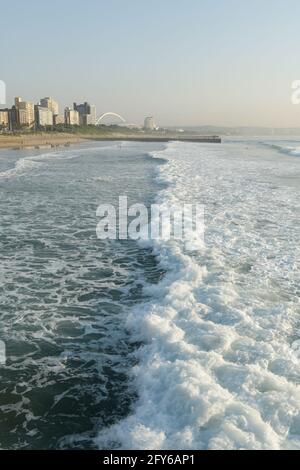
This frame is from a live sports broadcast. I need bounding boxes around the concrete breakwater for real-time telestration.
[91,135,222,144]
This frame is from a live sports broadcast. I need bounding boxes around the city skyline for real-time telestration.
[1,94,161,131]
[0,95,98,130]
[0,0,300,127]
[2,0,300,127]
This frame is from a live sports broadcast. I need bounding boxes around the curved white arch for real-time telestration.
[96,112,126,125]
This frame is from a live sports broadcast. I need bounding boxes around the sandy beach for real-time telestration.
[0,132,221,150]
[0,133,84,150]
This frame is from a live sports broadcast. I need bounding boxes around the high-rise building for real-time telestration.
[144,116,156,131]
[8,107,18,131]
[14,97,35,127]
[40,97,59,116]
[35,106,54,127]
[53,114,65,125]
[73,102,96,126]
[86,104,96,125]
[18,108,29,126]
[64,107,79,126]
[0,109,9,128]
[15,97,21,107]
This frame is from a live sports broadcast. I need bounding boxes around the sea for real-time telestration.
[0,137,299,450]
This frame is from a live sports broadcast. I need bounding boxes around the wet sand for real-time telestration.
[0,133,83,150]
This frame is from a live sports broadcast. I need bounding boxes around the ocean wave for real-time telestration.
[0,150,70,178]
[261,141,300,157]
[97,141,300,450]
[0,143,121,179]
[0,156,41,178]
[0,141,164,449]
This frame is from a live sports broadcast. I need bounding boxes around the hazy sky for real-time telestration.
[2,0,300,127]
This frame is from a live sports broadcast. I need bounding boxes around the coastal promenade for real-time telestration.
[0,133,221,150]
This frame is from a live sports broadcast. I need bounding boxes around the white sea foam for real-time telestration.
[97,140,300,450]
[262,141,300,157]
[283,146,300,157]
[0,143,122,179]
[0,141,163,448]
[0,155,41,178]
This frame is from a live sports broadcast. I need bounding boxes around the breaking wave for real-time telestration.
[261,141,300,157]
[97,141,300,450]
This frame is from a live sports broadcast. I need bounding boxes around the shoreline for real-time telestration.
[0,133,84,150]
[0,132,221,150]
[90,135,222,143]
